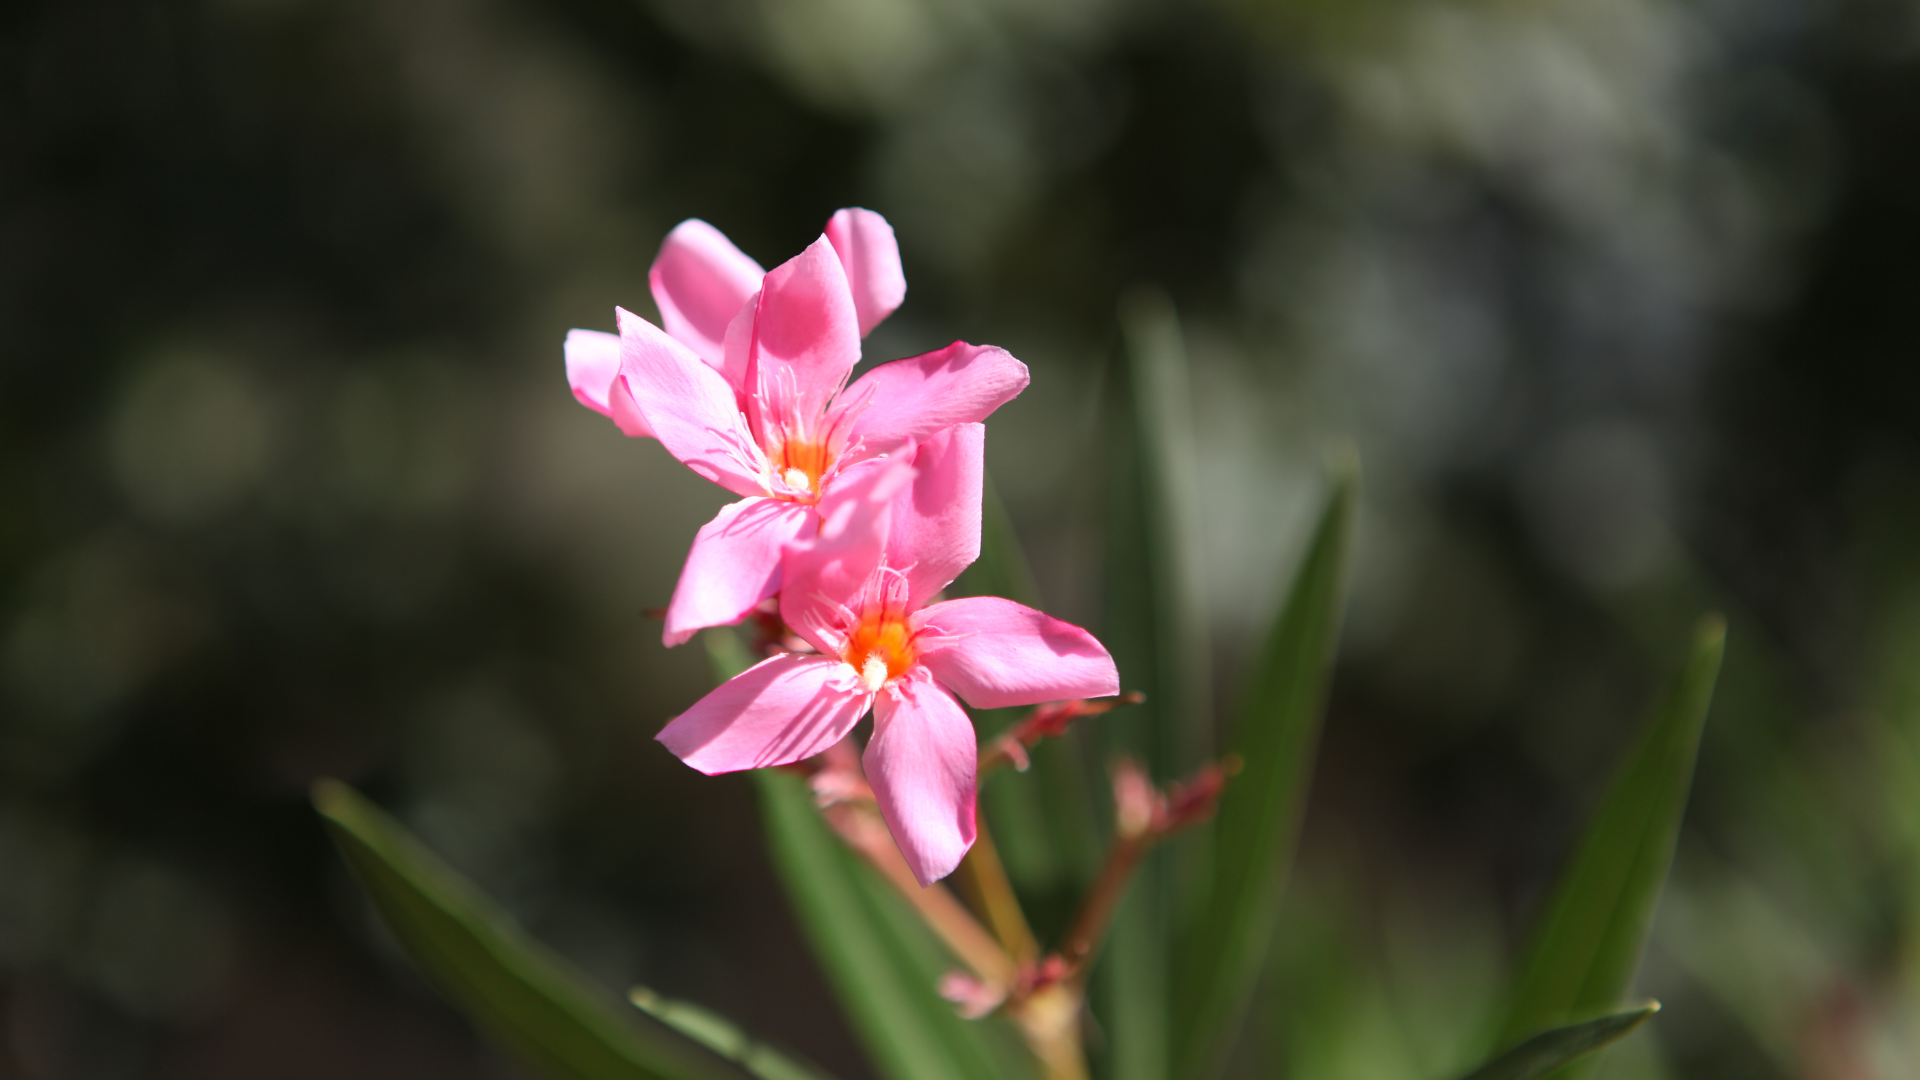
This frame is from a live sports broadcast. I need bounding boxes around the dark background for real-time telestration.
[5,0,1920,1077]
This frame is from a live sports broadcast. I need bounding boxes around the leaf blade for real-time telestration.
[629,986,838,1080]
[1171,461,1357,1080]
[1499,617,1726,1046]
[1094,291,1216,1080]
[1455,1004,1660,1080]
[1103,288,1214,782]
[313,780,751,1080]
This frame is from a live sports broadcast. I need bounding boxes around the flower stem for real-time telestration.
[954,815,1040,964]
[1059,836,1147,975]
[819,801,1017,989]
[1015,984,1089,1080]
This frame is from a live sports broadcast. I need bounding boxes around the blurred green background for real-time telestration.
[5,0,1920,1076]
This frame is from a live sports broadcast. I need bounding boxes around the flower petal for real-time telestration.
[779,454,915,655]
[866,670,977,885]
[618,306,766,498]
[747,236,862,438]
[914,596,1120,710]
[606,375,650,438]
[566,329,652,438]
[837,342,1029,459]
[657,653,869,774]
[825,208,906,337]
[648,219,765,378]
[663,497,811,647]
[887,424,983,608]
[717,288,759,394]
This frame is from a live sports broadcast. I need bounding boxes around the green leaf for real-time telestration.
[1498,617,1726,1049]
[1455,1004,1660,1080]
[1095,290,1216,1080]
[629,987,837,1080]
[753,769,1038,1080]
[1103,288,1214,780]
[313,780,752,1080]
[1172,460,1357,1080]
[704,627,759,682]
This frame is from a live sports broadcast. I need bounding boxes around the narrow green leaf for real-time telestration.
[1096,290,1214,1080]
[629,987,837,1080]
[313,780,751,1080]
[1099,869,1171,1080]
[753,770,1038,1080]
[1499,616,1726,1048]
[704,626,759,682]
[1103,288,1214,779]
[1172,461,1357,1080]
[1455,1004,1659,1080]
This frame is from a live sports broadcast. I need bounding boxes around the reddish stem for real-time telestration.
[1058,836,1148,972]
[979,692,1145,776]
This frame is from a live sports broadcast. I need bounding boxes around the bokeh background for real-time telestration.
[6,0,1920,1076]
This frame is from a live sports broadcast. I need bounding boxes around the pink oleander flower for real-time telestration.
[564,209,1030,646]
[657,425,1119,885]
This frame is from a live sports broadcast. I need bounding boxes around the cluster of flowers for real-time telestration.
[565,209,1120,886]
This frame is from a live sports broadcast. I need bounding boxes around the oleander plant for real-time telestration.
[314,210,1723,1080]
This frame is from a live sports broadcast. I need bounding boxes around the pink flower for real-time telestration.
[657,426,1120,884]
[566,209,1030,646]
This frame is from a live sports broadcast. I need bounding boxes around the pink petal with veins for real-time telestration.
[886,424,983,609]
[746,236,863,435]
[825,208,907,337]
[649,219,765,379]
[914,596,1120,710]
[837,342,1029,460]
[617,306,767,499]
[866,669,977,885]
[565,329,652,438]
[663,497,811,647]
[657,653,869,773]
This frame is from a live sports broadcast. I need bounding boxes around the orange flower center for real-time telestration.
[843,609,916,692]
[768,437,832,500]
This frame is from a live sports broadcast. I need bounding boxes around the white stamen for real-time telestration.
[860,655,890,692]
[783,467,811,491]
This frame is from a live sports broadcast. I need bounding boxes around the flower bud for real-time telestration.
[1111,758,1159,841]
